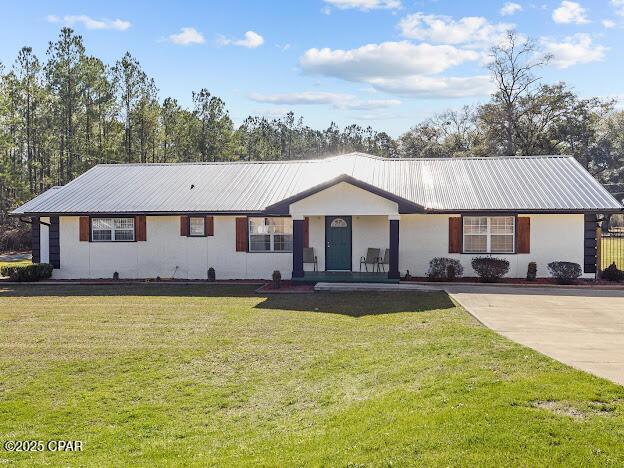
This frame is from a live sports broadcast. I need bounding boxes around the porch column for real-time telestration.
[292,215,304,278]
[388,215,400,280]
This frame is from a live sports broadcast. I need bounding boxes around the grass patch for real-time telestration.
[1,284,624,466]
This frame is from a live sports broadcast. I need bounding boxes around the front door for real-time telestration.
[325,216,352,270]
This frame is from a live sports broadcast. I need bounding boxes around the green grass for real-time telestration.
[0,259,31,270]
[602,236,624,269]
[1,284,624,466]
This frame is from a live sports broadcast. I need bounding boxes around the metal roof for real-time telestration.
[11,152,623,215]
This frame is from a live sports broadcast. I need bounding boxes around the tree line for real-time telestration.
[1,29,623,225]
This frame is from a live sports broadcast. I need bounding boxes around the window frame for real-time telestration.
[188,216,206,237]
[248,217,293,253]
[90,217,136,243]
[462,215,516,254]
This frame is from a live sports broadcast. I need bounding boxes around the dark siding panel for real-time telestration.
[205,216,214,236]
[448,217,461,253]
[180,216,189,236]
[584,214,597,273]
[49,216,60,269]
[31,217,40,263]
[235,217,248,252]
[303,217,309,248]
[135,215,147,241]
[517,217,530,253]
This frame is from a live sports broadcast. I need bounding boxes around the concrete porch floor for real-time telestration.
[292,271,399,284]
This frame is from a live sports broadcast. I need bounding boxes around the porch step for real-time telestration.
[293,271,399,284]
[314,282,442,292]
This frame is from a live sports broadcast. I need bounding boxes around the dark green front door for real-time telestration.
[325,216,352,271]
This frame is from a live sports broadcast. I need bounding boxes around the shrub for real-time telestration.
[427,257,464,282]
[526,262,537,281]
[113,271,119,280]
[547,261,582,284]
[471,257,510,283]
[0,263,52,282]
[601,262,624,282]
[208,267,216,281]
[272,270,282,289]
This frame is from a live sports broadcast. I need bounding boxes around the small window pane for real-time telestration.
[491,235,514,253]
[250,235,270,251]
[464,217,487,234]
[490,216,514,234]
[189,217,205,236]
[274,234,293,251]
[114,229,134,241]
[464,235,487,253]
[92,229,112,241]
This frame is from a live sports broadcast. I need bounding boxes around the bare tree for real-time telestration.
[488,30,551,155]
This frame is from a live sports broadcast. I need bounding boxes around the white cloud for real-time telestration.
[300,41,491,98]
[367,75,494,98]
[248,91,401,110]
[541,33,606,68]
[612,0,624,16]
[219,31,264,48]
[322,0,401,11]
[168,27,205,45]
[46,14,130,31]
[602,19,617,28]
[398,13,513,46]
[552,1,589,24]
[301,41,479,79]
[501,2,523,16]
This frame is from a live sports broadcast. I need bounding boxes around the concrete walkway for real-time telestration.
[446,285,624,386]
[314,282,440,292]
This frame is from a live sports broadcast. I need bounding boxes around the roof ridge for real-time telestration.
[93,153,573,167]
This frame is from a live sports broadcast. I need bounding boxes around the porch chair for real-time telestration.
[303,247,318,271]
[378,248,390,272]
[360,248,381,272]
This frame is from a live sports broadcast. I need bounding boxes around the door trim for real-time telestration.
[324,215,352,271]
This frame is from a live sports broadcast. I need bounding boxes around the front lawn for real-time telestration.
[1,284,623,466]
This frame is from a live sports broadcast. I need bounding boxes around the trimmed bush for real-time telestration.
[272,270,282,289]
[547,261,582,284]
[601,262,624,282]
[526,262,537,281]
[427,257,464,282]
[0,263,52,282]
[208,267,216,281]
[471,257,510,283]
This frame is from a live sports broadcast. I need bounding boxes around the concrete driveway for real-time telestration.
[446,285,624,386]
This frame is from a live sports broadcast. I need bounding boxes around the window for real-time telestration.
[189,217,205,236]
[248,217,293,252]
[91,217,135,242]
[463,216,514,253]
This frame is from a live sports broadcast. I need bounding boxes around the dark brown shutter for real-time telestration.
[136,216,147,241]
[79,216,90,241]
[517,217,530,253]
[303,217,310,248]
[180,216,189,236]
[235,217,248,252]
[205,216,214,236]
[448,217,462,253]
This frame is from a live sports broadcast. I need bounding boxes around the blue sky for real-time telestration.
[1,0,623,136]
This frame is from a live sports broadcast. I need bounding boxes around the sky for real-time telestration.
[1,0,623,136]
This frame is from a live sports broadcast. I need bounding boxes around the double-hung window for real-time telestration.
[91,217,135,242]
[463,216,515,253]
[189,217,205,236]
[248,217,293,252]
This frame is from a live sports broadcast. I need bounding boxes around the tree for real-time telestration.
[488,30,551,155]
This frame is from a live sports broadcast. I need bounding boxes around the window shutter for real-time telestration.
[180,216,189,236]
[448,217,461,253]
[205,216,214,236]
[235,217,248,252]
[79,216,90,242]
[303,217,310,248]
[517,217,530,253]
[136,216,147,241]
